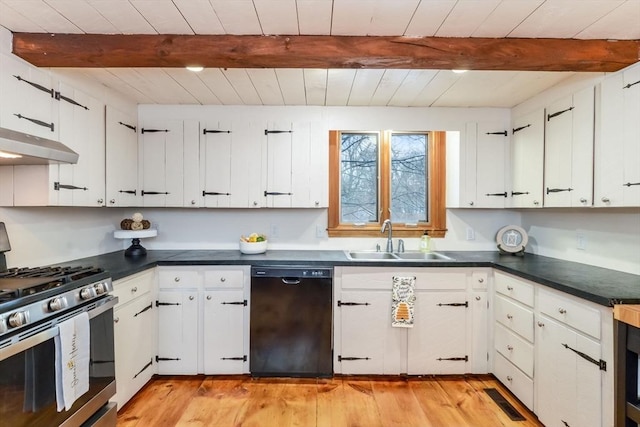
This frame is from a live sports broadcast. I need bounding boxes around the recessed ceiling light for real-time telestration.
[452,69,468,74]
[186,66,204,72]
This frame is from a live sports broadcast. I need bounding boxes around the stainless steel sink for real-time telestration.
[344,250,454,262]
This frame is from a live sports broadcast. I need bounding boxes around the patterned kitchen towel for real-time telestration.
[55,312,90,411]
[392,276,416,328]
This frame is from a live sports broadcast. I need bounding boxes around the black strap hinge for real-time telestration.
[54,182,88,191]
[203,191,231,196]
[436,356,468,362]
[437,302,468,307]
[141,128,169,134]
[203,129,231,134]
[133,359,153,378]
[155,356,180,362]
[547,106,574,121]
[221,355,247,361]
[221,300,248,306]
[134,303,153,317]
[118,121,137,132]
[338,356,371,361]
[485,130,508,136]
[562,343,606,371]
[512,124,531,134]
[156,301,181,307]
[338,301,371,307]
[265,130,292,135]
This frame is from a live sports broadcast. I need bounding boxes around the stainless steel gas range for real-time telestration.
[0,264,118,427]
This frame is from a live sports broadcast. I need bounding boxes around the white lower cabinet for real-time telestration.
[156,266,249,375]
[334,267,489,376]
[111,270,155,410]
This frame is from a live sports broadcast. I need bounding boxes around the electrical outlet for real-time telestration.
[577,232,587,250]
[270,224,279,239]
[466,227,475,241]
[316,225,326,238]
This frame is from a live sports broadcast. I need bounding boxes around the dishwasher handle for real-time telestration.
[281,277,301,285]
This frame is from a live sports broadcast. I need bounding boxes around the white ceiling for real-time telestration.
[1,0,639,108]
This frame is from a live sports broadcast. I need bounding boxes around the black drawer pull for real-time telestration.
[13,113,54,131]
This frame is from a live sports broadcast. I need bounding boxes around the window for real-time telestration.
[328,130,446,238]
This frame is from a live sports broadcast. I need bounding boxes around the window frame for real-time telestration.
[328,129,447,238]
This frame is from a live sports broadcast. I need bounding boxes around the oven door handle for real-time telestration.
[0,296,118,362]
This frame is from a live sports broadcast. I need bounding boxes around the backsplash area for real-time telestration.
[1,206,638,275]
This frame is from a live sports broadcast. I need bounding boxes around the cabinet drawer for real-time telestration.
[341,267,466,290]
[495,272,534,307]
[494,323,534,377]
[158,269,201,289]
[113,270,153,306]
[538,288,601,339]
[204,269,244,289]
[471,270,489,290]
[494,295,534,342]
[493,352,534,411]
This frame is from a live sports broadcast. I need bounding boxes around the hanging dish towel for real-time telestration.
[55,312,90,412]
[392,276,416,328]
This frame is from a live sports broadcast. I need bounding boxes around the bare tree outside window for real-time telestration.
[391,133,428,224]
[340,133,378,223]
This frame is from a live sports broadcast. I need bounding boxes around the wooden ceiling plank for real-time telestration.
[222,68,263,104]
[387,69,438,107]
[172,0,226,35]
[472,0,544,38]
[45,0,119,34]
[576,1,640,40]
[410,70,461,107]
[275,69,306,105]
[13,34,639,72]
[369,69,410,106]
[404,0,456,37]
[297,0,332,35]
[4,0,82,33]
[331,1,375,36]
[129,0,194,34]
[325,69,356,106]
[367,0,420,36]
[435,0,502,37]
[210,0,262,35]
[246,68,285,105]
[87,0,156,34]
[197,68,243,105]
[253,0,299,35]
[0,2,46,33]
[303,69,328,105]
[347,69,385,106]
[163,68,222,105]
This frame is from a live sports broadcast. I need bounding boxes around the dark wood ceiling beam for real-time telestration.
[11,33,640,72]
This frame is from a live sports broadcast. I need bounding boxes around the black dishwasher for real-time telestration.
[250,266,333,377]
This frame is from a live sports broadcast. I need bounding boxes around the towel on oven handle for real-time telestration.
[55,312,90,411]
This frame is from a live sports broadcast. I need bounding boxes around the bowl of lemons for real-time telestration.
[239,233,268,254]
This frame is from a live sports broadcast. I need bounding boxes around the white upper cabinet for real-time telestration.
[462,121,510,208]
[0,53,58,140]
[139,119,198,207]
[543,86,595,208]
[53,82,105,207]
[509,108,545,208]
[595,62,640,207]
[105,106,140,207]
[264,122,294,207]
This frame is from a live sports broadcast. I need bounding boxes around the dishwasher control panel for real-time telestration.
[251,266,333,278]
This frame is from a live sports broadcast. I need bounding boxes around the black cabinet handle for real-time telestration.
[203,129,231,134]
[141,128,169,134]
[54,182,87,191]
[134,303,153,317]
[546,187,573,194]
[203,191,231,196]
[119,190,137,195]
[133,359,153,379]
[264,191,292,196]
[624,182,640,187]
[485,192,507,197]
[511,191,529,196]
[221,300,247,306]
[264,130,293,135]
[55,92,89,110]
[547,106,574,121]
[338,356,371,361]
[118,121,137,132]
[338,301,370,307]
[436,302,469,307]
[485,130,508,136]
[623,80,640,89]
[13,113,54,131]
[512,124,531,134]
[14,75,54,97]
[141,191,169,196]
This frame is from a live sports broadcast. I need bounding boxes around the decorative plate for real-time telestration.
[496,225,528,253]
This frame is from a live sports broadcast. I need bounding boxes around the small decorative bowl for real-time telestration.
[239,240,267,254]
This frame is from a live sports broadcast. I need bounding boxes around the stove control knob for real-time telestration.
[94,282,107,295]
[48,297,67,312]
[8,311,29,328]
[80,287,97,300]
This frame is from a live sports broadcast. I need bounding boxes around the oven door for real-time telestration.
[0,296,117,427]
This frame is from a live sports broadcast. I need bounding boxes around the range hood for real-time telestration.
[0,127,79,166]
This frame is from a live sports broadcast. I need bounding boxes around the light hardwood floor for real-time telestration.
[117,375,544,427]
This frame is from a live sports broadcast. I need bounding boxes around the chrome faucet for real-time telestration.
[381,219,393,253]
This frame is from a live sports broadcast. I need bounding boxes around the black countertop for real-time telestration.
[58,249,640,307]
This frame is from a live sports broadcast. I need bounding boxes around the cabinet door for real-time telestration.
[264,122,293,207]
[229,121,263,208]
[156,290,199,374]
[469,291,489,374]
[338,291,404,375]
[105,106,139,207]
[200,121,232,208]
[113,292,154,409]
[139,120,184,207]
[203,289,247,374]
[55,83,105,207]
[510,109,544,208]
[622,65,640,206]
[475,122,509,208]
[0,53,58,140]
[544,87,594,207]
[536,315,602,427]
[407,291,468,375]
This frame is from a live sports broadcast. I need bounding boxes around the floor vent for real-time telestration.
[484,388,526,421]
